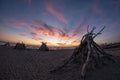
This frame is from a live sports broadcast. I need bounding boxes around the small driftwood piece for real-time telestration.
[50,26,115,78]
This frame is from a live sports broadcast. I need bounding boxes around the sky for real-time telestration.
[0,0,120,47]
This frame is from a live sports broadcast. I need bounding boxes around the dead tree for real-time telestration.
[50,26,115,78]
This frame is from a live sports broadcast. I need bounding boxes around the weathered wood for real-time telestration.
[93,26,105,39]
[50,26,115,79]
[81,40,91,77]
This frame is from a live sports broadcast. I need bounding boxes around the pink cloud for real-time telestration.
[13,20,29,29]
[53,27,69,39]
[30,21,69,39]
[14,22,28,29]
[3,19,28,29]
[4,19,70,40]
[30,32,43,41]
[30,25,55,36]
[46,4,68,24]
[16,20,28,26]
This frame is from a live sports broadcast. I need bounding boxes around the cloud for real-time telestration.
[13,20,28,29]
[19,32,27,36]
[16,20,28,26]
[3,19,70,40]
[30,25,55,36]
[3,19,28,29]
[30,22,69,39]
[53,27,69,39]
[57,43,66,46]
[46,4,68,24]
[3,19,79,45]
[30,32,43,41]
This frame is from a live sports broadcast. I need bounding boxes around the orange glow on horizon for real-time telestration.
[0,35,79,47]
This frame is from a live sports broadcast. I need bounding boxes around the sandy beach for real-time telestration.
[0,46,120,80]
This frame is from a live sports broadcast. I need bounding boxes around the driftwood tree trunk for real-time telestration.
[81,40,91,77]
[50,26,115,79]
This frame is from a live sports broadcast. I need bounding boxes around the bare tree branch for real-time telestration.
[93,26,105,38]
[90,26,96,33]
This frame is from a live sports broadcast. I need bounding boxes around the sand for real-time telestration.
[0,46,120,80]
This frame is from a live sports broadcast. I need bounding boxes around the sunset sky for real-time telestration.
[0,0,120,47]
